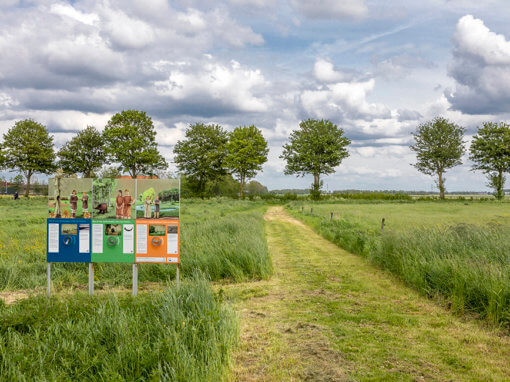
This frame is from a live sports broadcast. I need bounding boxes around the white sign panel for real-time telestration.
[92,224,103,253]
[123,224,134,254]
[48,223,59,253]
[79,224,90,253]
[136,224,147,254]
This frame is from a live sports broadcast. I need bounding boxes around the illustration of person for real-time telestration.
[55,195,61,218]
[123,189,133,219]
[82,191,89,215]
[70,190,78,218]
[154,195,160,218]
[144,195,152,218]
[116,190,124,219]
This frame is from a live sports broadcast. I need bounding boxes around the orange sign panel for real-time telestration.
[135,219,179,263]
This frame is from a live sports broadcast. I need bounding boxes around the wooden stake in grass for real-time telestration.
[330,212,333,221]
[381,218,385,232]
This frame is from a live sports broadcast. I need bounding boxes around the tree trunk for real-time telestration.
[240,174,245,199]
[496,169,504,200]
[24,170,32,198]
[438,171,445,200]
[311,172,321,200]
[131,165,137,179]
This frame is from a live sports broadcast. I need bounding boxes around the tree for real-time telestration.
[281,119,350,200]
[58,126,107,178]
[410,117,465,199]
[224,125,268,198]
[3,119,56,197]
[173,123,228,198]
[103,110,167,178]
[246,180,268,195]
[469,122,510,200]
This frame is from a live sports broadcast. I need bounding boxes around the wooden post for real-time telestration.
[176,264,180,288]
[301,206,304,213]
[132,263,138,296]
[88,263,94,296]
[46,263,51,297]
[330,212,333,221]
[311,207,313,214]
[381,218,385,233]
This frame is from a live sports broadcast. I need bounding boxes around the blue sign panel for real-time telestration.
[46,218,91,262]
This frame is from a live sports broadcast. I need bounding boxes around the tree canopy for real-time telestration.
[224,125,268,198]
[58,126,107,178]
[469,122,510,200]
[410,117,465,199]
[280,119,350,199]
[173,123,228,198]
[103,110,167,178]
[3,119,56,196]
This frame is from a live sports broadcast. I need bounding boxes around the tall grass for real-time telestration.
[0,276,238,381]
[0,198,271,290]
[290,207,510,327]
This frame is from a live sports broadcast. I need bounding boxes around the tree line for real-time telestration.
[0,109,508,200]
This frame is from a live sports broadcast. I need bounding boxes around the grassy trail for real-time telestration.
[227,207,510,381]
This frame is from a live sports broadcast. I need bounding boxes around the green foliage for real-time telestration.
[2,119,56,197]
[205,174,240,198]
[174,123,228,198]
[224,125,268,198]
[281,119,350,200]
[246,180,268,200]
[469,122,510,200]
[103,110,167,177]
[158,188,179,202]
[410,117,465,199]
[141,187,156,202]
[0,278,238,381]
[57,126,107,178]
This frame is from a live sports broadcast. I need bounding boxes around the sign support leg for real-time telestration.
[176,263,180,288]
[47,263,51,297]
[88,263,94,296]
[132,263,138,296]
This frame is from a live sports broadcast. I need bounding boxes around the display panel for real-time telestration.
[91,219,135,263]
[47,218,91,262]
[135,179,179,219]
[48,178,93,219]
[92,178,136,219]
[135,219,179,263]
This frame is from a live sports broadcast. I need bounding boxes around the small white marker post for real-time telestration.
[88,263,94,296]
[132,263,138,296]
[176,263,180,288]
[47,263,51,297]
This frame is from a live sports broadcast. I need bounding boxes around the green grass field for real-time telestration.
[288,200,510,327]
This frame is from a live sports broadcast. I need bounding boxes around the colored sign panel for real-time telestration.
[92,178,136,219]
[48,178,93,219]
[135,219,180,263]
[91,219,135,262]
[47,218,91,262]
[136,179,179,219]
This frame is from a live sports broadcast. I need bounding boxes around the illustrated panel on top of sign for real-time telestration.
[135,178,179,220]
[135,219,180,263]
[48,178,93,219]
[91,219,135,263]
[47,218,91,262]
[92,178,136,219]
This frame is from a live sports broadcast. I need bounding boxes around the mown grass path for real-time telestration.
[226,206,510,381]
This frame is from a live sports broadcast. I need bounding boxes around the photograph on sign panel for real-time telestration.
[61,224,78,235]
[49,178,93,219]
[92,178,136,219]
[105,224,122,236]
[149,225,166,236]
[136,179,179,219]
[167,225,178,234]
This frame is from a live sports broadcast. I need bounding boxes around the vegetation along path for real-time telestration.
[226,206,510,381]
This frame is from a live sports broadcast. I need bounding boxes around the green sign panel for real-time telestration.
[91,219,135,263]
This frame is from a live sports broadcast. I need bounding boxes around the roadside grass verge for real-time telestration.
[287,203,510,328]
[0,198,271,291]
[0,276,238,381]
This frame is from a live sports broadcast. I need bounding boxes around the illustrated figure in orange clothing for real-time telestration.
[154,195,160,218]
[115,190,124,219]
[123,189,133,219]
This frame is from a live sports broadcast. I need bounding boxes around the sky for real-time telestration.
[1,0,510,191]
